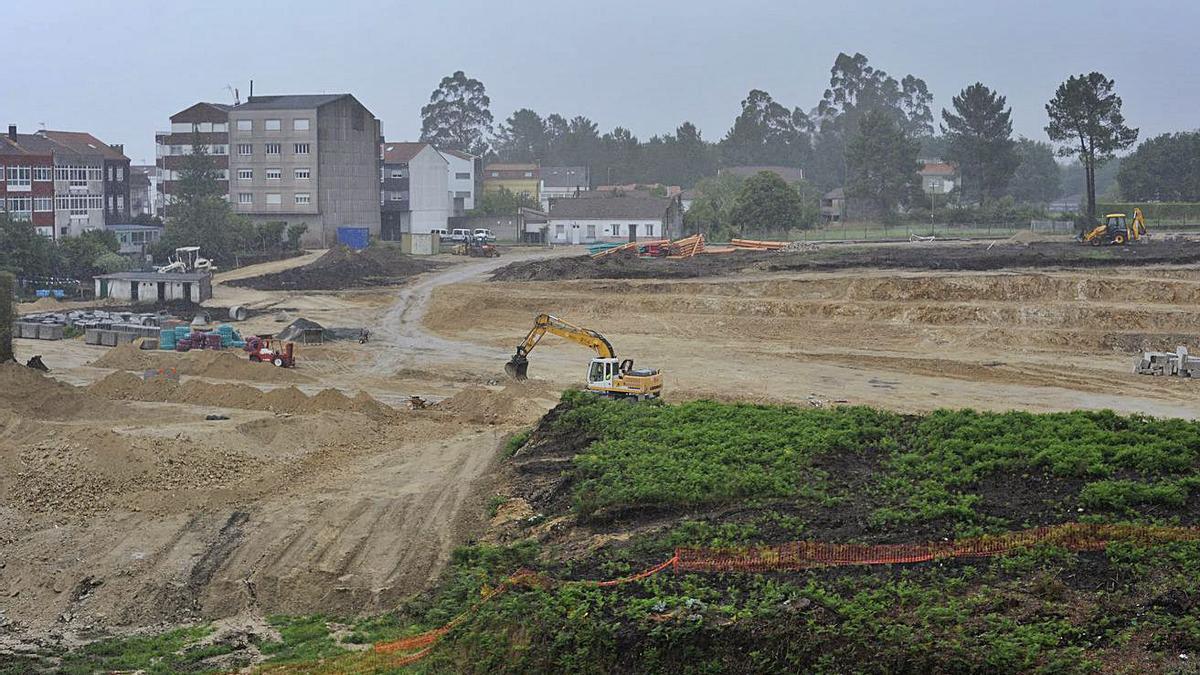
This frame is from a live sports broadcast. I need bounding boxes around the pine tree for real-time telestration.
[941,83,1018,203]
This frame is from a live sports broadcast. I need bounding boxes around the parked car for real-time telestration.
[430,228,448,238]
[473,228,496,242]
[449,228,472,242]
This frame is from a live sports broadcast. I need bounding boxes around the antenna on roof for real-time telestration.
[225,85,240,105]
[249,80,254,99]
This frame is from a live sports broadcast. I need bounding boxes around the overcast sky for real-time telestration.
[6,0,1198,164]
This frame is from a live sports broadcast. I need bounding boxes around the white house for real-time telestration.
[381,142,449,236]
[539,166,589,210]
[546,195,679,245]
[438,148,478,214]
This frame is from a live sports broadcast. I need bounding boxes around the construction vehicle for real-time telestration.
[244,336,296,368]
[156,246,216,273]
[505,314,663,400]
[1080,208,1147,245]
[452,233,500,258]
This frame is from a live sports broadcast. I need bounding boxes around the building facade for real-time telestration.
[129,165,155,218]
[155,102,232,213]
[539,166,589,209]
[918,161,956,194]
[483,163,539,202]
[546,195,679,244]
[0,127,56,237]
[380,142,449,238]
[439,148,480,215]
[228,94,381,247]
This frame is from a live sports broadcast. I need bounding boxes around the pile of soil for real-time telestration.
[0,362,115,420]
[432,383,551,425]
[228,246,439,290]
[491,240,1200,281]
[88,371,396,419]
[275,318,336,342]
[90,345,312,384]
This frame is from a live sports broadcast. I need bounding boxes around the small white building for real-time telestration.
[94,271,212,304]
[438,148,479,214]
[546,195,678,245]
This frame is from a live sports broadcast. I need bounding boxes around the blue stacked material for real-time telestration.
[159,328,177,350]
[588,243,621,255]
[216,324,237,348]
[174,326,190,340]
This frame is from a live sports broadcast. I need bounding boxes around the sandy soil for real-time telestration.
[6,239,1200,647]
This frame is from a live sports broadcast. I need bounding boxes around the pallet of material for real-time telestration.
[700,246,738,254]
[668,234,706,258]
[731,238,788,250]
[591,239,670,259]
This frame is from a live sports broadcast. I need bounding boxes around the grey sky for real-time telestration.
[6,0,1198,164]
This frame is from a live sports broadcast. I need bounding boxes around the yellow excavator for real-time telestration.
[1080,207,1147,245]
[505,314,663,400]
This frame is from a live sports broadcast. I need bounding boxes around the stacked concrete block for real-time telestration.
[85,329,103,345]
[100,331,118,347]
[37,324,65,340]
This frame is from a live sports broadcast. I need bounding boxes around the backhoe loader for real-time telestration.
[1080,208,1147,245]
[505,314,663,400]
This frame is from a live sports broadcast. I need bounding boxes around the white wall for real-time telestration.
[547,218,663,243]
[408,146,450,233]
[440,151,476,211]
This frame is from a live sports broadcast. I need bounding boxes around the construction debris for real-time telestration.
[1134,346,1197,377]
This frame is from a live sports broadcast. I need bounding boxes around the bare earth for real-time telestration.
[4,240,1200,645]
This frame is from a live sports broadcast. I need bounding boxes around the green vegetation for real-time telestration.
[55,625,228,674]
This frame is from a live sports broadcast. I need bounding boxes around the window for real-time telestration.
[7,197,32,217]
[265,168,281,180]
[295,193,311,205]
[455,172,471,180]
[265,119,281,131]
[238,193,252,204]
[34,197,52,212]
[490,171,499,177]
[238,143,252,156]
[555,224,565,238]
[88,166,103,181]
[266,193,281,205]
[645,224,654,236]
[586,224,595,239]
[294,168,310,180]
[293,143,309,155]
[211,145,228,155]
[213,169,229,180]
[265,143,281,155]
[524,171,533,178]
[237,169,253,180]
[390,169,407,179]
[33,167,52,181]
[237,119,252,131]
[6,166,31,188]
[116,195,124,211]
[212,122,228,132]
[293,119,310,131]
[611,224,620,235]
[117,167,124,181]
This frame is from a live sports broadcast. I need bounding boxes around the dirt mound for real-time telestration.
[228,246,439,290]
[433,383,554,424]
[90,345,312,383]
[0,362,114,419]
[1008,230,1065,245]
[490,252,770,282]
[87,371,396,419]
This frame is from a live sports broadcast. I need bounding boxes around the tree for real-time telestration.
[846,110,920,216]
[1045,72,1138,222]
[57,229,120,280]
[492,109,548,163]
[0,213,58,278]
[941,83,1019,203]
[470,186,540,216]
[719,90,810,168]
[729,171,808,235]
[682,173,744,239]
[420,71,493,156]
[1007,137,1061,204]
[1117,132,1200,202]
[157,143,252,265]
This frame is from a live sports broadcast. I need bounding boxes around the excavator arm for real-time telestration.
[505,314,616,380]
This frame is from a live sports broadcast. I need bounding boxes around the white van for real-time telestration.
[429,228,448,237]
[450,228,472,242]
[473,228,496,242]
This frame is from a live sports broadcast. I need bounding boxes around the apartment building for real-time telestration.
[129,165,155,218]
[439,148,480,215]
[0,126,55,237]
[4,126,130,238]
[380,142,449,238]
[155,102,232,212]
[228,94,380,247]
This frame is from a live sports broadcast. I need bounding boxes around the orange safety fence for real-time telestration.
[258,522,1200,673]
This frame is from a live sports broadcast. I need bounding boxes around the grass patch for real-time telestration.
[256,615,346,664]
[57,625,219,675]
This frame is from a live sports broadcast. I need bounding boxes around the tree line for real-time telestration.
[419,55,1183,223]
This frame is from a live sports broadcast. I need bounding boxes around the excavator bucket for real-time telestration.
[505,354,529,380]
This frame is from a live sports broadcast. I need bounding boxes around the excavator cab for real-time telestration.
[587,358,618,389]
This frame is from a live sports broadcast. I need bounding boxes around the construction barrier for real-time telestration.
[259,523,1200,673]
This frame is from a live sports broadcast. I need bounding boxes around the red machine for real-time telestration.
[244,336,296,368]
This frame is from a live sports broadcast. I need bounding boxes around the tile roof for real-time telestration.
[548,195,671,220]
[919,161,956,175]
[236,94,350,111]
[39,130,129,160]
[382,142,432,163]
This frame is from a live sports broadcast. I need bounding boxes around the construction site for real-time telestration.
[3,231,1200,672]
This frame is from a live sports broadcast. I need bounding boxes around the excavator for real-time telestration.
[505,314,663,400]
[1080,208,1147,245]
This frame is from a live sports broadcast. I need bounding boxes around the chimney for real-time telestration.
[111,144,124,155]
[7,125,15,141]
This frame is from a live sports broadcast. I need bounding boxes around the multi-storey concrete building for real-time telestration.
[0,126,56,237]
[380,142,449,238]
[228,94,380,247]
[155,102,232,213]
[439,148,480,215]
[5,127,130,238]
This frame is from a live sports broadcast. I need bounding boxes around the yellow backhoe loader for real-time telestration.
[505,314,663,400]
[1080,208,1147,245]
